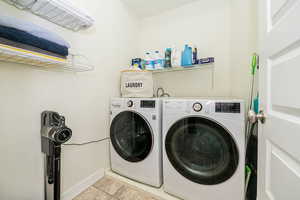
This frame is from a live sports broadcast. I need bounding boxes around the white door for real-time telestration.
[258,0,300,200]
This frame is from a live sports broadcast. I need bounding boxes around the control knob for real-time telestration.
[193,102,203,112]
[127,100,133,107]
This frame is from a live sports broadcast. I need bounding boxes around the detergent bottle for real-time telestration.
[181,45,193,67]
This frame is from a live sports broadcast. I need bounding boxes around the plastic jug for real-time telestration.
[181,45,193,67]
[164,48,172,68]
[154,51,163,69]
[145,52,154,70]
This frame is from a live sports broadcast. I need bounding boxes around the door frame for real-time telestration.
[257,0,268,199]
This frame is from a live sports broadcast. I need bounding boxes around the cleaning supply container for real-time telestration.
[154,51,163,70]
[164,48,172,68]
[145,52,154,70]
[171,46,181,66]
[181,45,192,66]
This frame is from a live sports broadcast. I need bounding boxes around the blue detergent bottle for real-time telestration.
[181,45,193,67]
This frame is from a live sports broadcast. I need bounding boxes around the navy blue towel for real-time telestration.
[0,25,68,56]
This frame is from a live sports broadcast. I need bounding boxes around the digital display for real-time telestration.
[141,100,156,108]
[215,103,240,113]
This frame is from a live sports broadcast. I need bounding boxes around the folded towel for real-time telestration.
[0,37,66,59]
[29,0,93,30]
[0,25,68,56]
[32,0,94,23]
[3,0,36,8]
[0,15,70,48]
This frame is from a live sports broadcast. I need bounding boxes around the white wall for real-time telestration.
[138,0,232,97]
[0,0,257,198]
[0,0,138,199]
[122,0,198,18]
[138,0,257,100]
[230,0,258,100]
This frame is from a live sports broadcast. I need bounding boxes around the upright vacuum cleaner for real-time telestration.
[41,111,72,200]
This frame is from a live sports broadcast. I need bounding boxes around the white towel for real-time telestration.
[55,0,94,21]
[0,15,70,48]
[31,0,94,30]
[3,0,35,8]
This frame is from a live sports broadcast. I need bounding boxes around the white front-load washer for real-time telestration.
[110,98,162,187]
[163,99,245,200]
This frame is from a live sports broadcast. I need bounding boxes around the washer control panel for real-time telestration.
[193,102,203,112]
[141,100,156,108]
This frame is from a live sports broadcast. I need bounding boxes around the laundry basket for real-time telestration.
[121,70,154,98]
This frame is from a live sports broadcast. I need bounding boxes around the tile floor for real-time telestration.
[73,176,164,200]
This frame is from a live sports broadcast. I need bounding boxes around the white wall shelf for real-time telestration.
[0,43,94,72]
[151,63,215,89]
[3,0,94,31]
[151,63,214,73]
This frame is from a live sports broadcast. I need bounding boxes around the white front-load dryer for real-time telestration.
[110,98,162,187]
[163,99,245,200]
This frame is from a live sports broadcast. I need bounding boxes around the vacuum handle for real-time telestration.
[46,156,54,184]
[54,145,61,200]
[58,116,65,127]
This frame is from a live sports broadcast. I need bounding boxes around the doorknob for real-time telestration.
[248,110,266,124]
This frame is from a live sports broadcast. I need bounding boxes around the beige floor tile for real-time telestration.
[73,186,112,200]
[114,186,160,200]
[93,176,125,195]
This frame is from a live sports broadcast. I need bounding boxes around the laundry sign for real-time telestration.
[125,81,144,89]
[121,70,154,98]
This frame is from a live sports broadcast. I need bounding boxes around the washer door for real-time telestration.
[110,111,153,162]
[165,117,239,185]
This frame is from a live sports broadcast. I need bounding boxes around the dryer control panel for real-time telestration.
[215,102,241,113]
[163,99,244,116]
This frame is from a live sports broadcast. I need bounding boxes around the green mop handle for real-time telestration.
[251,53,258,75]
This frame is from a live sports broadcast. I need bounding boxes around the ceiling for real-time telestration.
[122,0,198,18]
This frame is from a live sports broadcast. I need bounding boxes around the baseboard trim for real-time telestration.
[62,169,105,200]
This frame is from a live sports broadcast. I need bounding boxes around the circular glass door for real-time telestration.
[110,111,153,162]
[165,117,239,185]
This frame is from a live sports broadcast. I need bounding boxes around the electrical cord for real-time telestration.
[156,87,170,97]
[62,137,110,146]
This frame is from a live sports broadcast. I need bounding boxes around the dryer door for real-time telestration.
[165,117,239,185]
[110,111,153,162]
